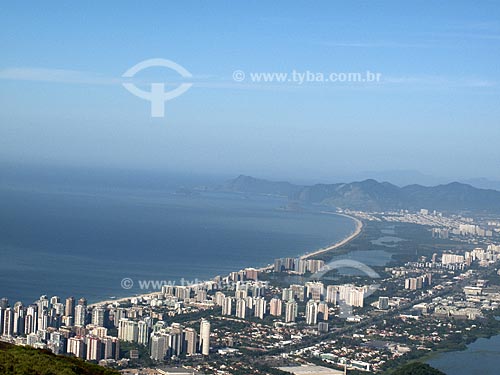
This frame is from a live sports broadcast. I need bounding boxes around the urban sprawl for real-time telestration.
[2,209,500,375]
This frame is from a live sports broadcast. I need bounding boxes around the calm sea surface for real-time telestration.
[0,180,355,304]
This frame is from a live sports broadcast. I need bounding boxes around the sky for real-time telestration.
[1,1,499,184]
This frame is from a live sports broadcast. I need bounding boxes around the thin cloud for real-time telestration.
[318,41,433,48]
[0,67,121,85]
[320,31,500,49]
[0,66,297,92]
[383,75,497,88]
[427,32,500,41]
[0,67,210,86]
[0,67,496,92]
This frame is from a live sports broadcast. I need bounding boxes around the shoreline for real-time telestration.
[90,212,363,307]
[300,212,363,260]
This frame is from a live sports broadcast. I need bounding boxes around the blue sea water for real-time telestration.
[0,172,356,304]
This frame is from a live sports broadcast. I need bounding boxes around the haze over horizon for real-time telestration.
[1,1,500,183]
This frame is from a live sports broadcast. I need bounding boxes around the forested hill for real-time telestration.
[223,175,500,213]
[0,341,119,375]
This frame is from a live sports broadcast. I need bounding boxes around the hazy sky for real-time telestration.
[1,1,499,183]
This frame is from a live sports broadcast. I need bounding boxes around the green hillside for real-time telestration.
[389,362,447,375]
[0,341,119,375]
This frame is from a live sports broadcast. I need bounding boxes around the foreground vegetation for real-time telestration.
[388,362,446,375]
[0,342,119,375]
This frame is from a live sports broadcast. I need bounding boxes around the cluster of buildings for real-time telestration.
[388,246,500,321]
[433,225,495,239]
[402,247,500,287]
[403,276,500,320]
[343,208,499,241]
[466,247,499,265]
[273,257,325,274]
[214,284,304,323]
[379,209,463,228]
[0,269,375,366]
[148,319,210,360]
[213,279,368,326]
[457,224,493,237]
[0,292,211,364]
[428,248,499,269]
[404,274,432,290]
[0,296,121,362]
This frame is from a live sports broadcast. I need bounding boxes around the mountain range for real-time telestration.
[222,175,500,213]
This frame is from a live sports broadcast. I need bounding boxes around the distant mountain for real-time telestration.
[223,175,500,213]
[338,169,445,187]
[462,177,500,191]
[222,175,303,197]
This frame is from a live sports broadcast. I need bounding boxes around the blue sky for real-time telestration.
[1,1,499,183]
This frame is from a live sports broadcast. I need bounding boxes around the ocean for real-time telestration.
[0,170,356,304]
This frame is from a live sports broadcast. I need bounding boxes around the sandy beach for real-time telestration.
[299,212,363,260]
